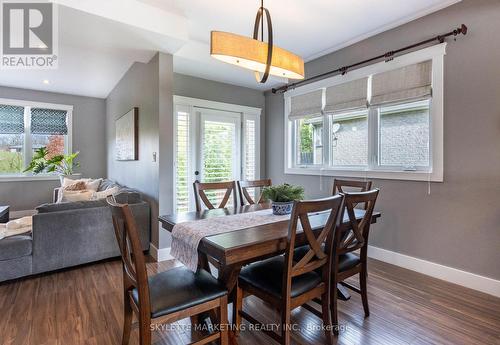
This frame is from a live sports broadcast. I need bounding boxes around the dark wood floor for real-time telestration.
[1,258,499,345]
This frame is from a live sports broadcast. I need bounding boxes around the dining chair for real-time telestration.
[107,196,229,345]
[193,180,238,212]
[333,178,373,209]
[295,189,379,335]
[234,195,344,345]
[237,179,272,206]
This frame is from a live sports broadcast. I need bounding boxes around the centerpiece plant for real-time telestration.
[262,183,305,215]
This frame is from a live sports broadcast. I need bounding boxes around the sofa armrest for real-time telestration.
[32,202,150,274]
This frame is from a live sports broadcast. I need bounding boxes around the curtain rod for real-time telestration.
[271,24,468,94]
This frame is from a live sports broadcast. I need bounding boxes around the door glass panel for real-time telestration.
[201,118,238,208]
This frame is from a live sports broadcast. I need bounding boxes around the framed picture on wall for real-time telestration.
[115,107,138,161]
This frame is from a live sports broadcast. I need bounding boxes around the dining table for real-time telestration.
[159,202,381,310]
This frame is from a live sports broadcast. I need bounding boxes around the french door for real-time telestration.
[174,98,260,213]
[199,108,241,184]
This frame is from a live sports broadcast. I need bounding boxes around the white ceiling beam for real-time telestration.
[51,0,189,42]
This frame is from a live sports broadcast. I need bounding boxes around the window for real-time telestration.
[330,110,368,167]
[0,99,73,178]
[284,44,444,182]
[378,100,430,169]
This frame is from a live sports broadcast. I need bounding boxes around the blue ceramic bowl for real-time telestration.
[272,201,294,215]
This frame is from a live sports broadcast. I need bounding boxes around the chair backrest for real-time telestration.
[333,189,379,264]
[193,180,238,212]
[107,196,151,314]
[283,195,344,295]
[333,179,373,209]
[237,179,272,206]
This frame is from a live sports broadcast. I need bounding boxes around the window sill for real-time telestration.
[285,167,443,182]
[0,175,60,182]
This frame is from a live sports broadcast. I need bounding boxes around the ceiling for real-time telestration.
[0,0,461,98]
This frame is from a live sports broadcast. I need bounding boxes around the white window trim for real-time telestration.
[0,98,73,182]
[284,43,445,182]
[173,96,261,212]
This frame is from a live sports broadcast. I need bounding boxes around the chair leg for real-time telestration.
[139,315,152,345]
[330,282,339,336]
[219,295,229,345]
[321,291,333,345]
[280,307,291,345]
[360,265,370,317]
[233,285,243,337]
[122,293,133,345]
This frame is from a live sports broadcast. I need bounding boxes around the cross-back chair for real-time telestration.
[237,179,272,206]
[107,196,228,345]
[235,195,344,345]
[330,189,379,333]
[193,180,238,212]
[333,178,373,209]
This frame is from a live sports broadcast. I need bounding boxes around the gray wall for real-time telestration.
[0,86,106,210]
[266,0,500,280]
[106,53,167,248]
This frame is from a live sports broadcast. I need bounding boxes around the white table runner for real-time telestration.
[171,209,290,272]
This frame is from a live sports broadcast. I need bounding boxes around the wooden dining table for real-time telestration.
[159,202,381,298]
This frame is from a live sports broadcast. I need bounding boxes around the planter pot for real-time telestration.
[271,201,294,215]
[59,173,82,185]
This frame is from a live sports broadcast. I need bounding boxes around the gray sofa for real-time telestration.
[0,179,150,283]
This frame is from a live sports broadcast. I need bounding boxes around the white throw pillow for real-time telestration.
[59,190,94,203]
[92,186,120,200]
[62,177,102,192]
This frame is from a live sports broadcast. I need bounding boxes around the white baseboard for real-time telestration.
[10,209,37,219]
[368,245,500,298]
[150,243,174,262]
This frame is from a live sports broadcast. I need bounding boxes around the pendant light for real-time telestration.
[210,0,305,83]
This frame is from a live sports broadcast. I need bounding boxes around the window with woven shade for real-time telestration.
[285,44,445,182]
[0,99,72,178]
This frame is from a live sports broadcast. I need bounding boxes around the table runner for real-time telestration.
[171,209,290,272]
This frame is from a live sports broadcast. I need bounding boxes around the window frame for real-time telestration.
[0,98,73,181]
[284,43,445,182]
[173,96,261,213]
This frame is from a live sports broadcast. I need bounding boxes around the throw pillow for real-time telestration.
[59,190,94,203]
[64,181,87,191]
[92,186,120,200]
[62,177,102,192]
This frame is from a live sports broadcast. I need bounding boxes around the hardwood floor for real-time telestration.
[0,258,499,345]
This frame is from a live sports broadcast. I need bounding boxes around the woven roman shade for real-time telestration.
[0,105,24,134]
[371,60,432,106]
[324,77,368,114]
[31,108,68,135]
[288,89,323,120]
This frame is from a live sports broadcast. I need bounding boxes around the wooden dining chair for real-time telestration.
[193,180,238,212]
[107,196,229,345]
[333,178,373,209]
[237,179,272,206]
[234,195,344,345]
[329,189,379,332]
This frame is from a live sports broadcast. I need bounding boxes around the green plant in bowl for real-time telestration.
[262,183,305,215]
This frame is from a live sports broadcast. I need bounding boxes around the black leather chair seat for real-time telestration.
[132,267,227,318]
[293,245,360,272]
[238,256,322,299]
